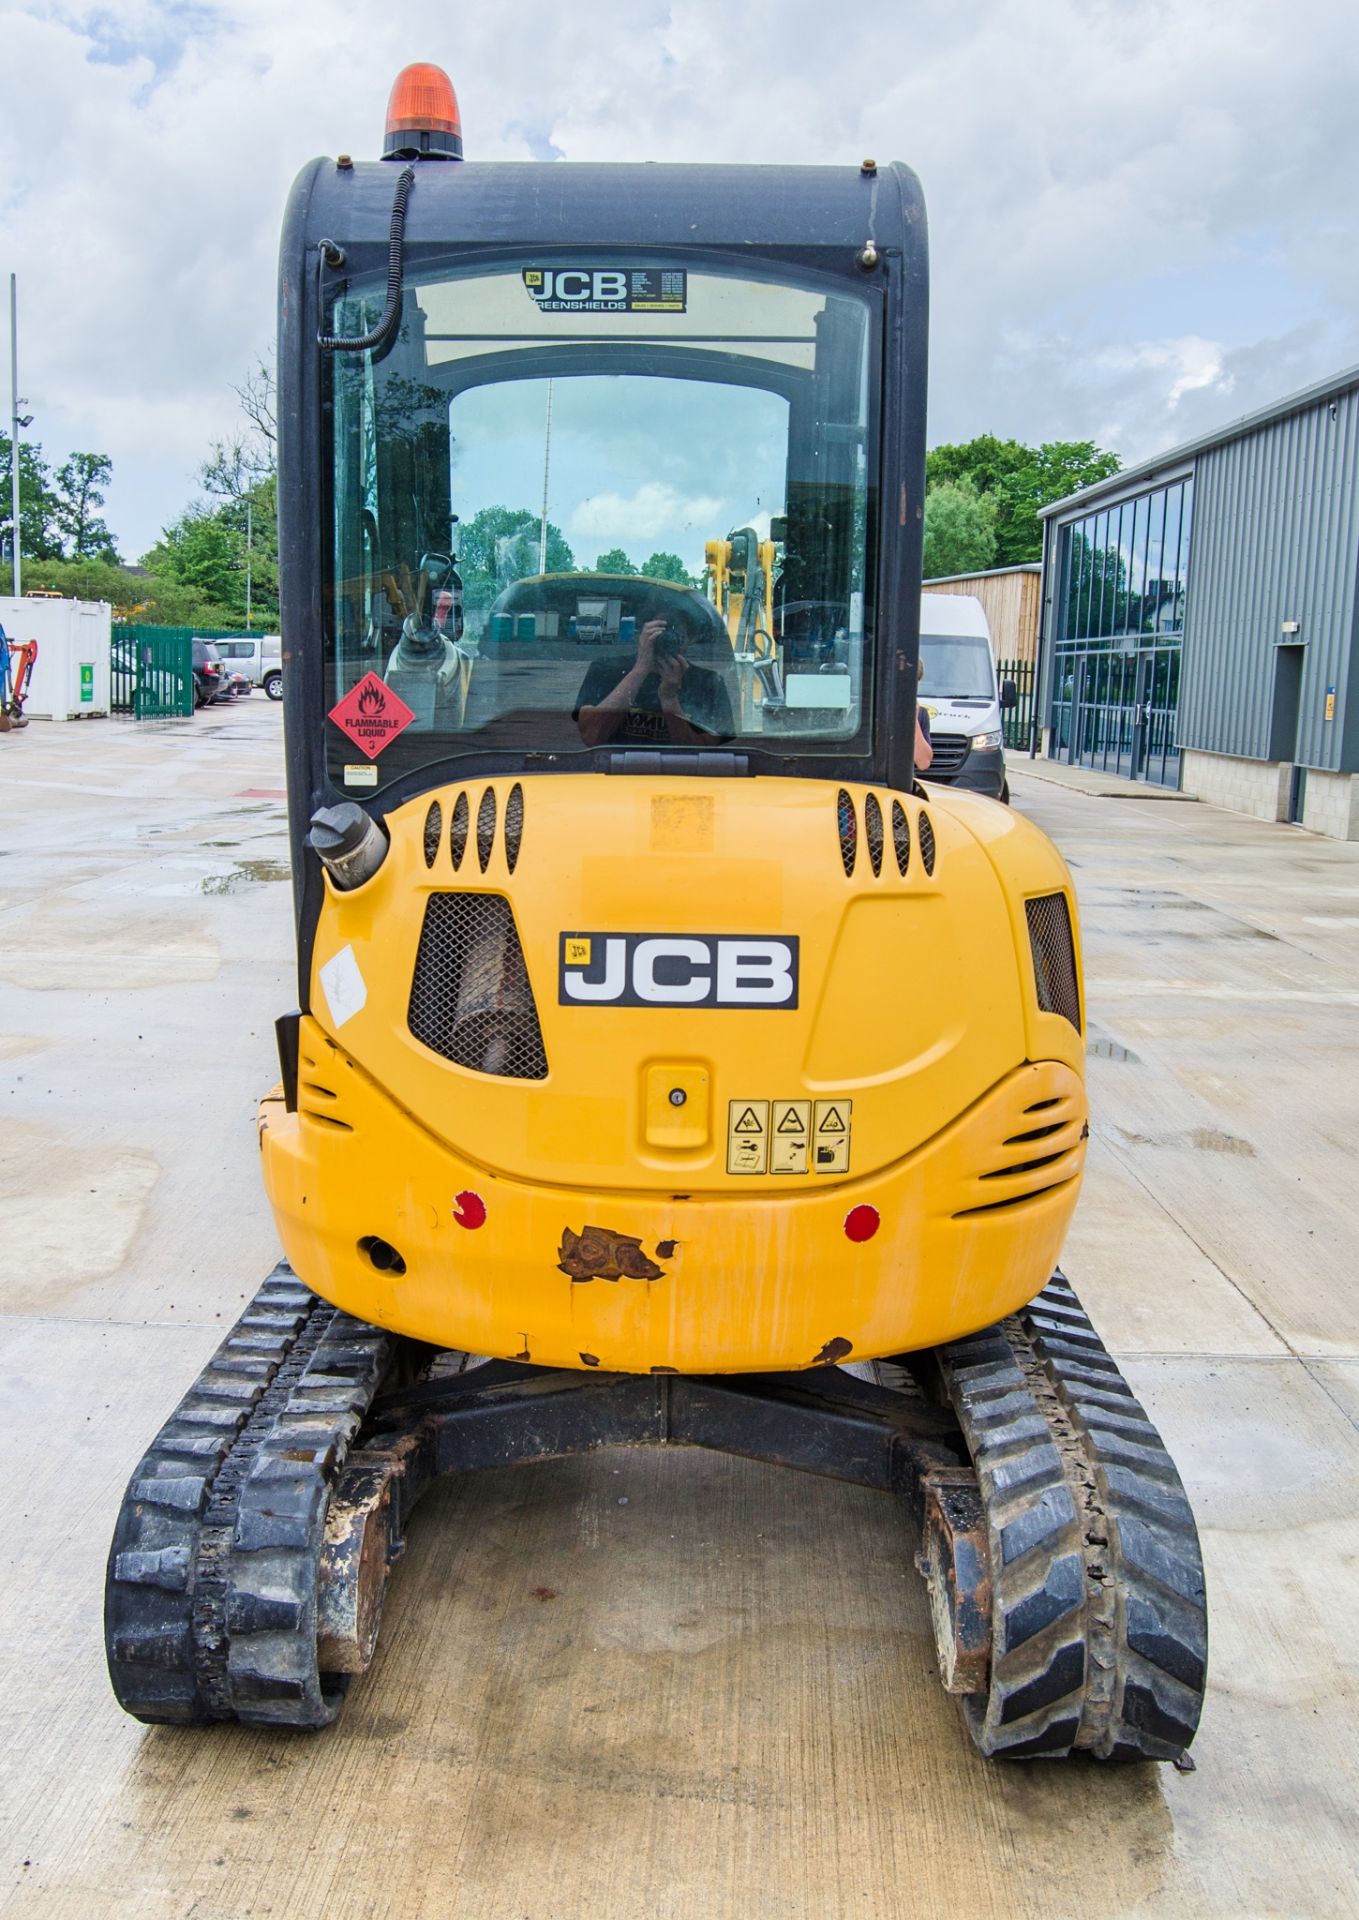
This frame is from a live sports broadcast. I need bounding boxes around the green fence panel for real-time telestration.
[997,656,1036,751]
[113,624,250,719]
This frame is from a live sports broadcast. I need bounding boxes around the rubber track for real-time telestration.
[105,1262,394,1728]
[937,1270,1207,1759]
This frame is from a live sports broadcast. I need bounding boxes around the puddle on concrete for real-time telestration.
[1117,1124,1256,1157]
[200,858,291,895]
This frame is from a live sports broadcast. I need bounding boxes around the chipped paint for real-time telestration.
[558,1225,665,1283]
[812,1336,853,1366]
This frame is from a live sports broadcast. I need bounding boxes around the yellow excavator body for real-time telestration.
[259,774,1086,1373]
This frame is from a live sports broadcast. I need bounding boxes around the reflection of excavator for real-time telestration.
[706,526,783,722]
[0,629,38,730]
[105,63,1207,1764]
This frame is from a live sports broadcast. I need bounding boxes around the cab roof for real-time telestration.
[287,158,926,262]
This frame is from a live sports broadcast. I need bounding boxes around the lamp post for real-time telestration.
[8,275,31,599]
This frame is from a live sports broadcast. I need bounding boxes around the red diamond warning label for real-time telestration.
[327,673,415,759]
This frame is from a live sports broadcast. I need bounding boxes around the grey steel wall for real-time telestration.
[1179,389,1359,772]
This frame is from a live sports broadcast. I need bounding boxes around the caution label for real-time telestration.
[813,1100,852,1174]
[770,1099,811,1174]
[726,1100,769,1175]
[327,672,416,760]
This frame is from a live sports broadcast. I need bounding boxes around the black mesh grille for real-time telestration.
[476,788,496,872]
[891,800,910,875]
[504,783,524,873]
[408,893,548,1078]
[450,792,469,869]
[836,789,857,877]
[929,732,970,776]
[918,810,936,875]
[422,800,442,868]
[1025,893,1081,1032]
[864,793,884,876]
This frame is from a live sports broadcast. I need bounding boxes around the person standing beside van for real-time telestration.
[915,655,933,772]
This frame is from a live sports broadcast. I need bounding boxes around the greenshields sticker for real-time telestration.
[522,267,686,314]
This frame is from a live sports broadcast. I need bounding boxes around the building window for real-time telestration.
[1051,476,1192,787]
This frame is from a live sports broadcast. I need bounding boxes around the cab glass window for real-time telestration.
[324,258,877,788]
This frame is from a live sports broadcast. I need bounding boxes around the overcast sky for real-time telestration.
[4,0,1358,560]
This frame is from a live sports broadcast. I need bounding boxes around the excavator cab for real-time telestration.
[106,66,1207,1762]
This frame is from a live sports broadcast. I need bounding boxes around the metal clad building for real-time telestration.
[1036,363,1359,839]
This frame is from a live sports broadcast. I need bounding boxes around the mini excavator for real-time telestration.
[106,65,1207,1759]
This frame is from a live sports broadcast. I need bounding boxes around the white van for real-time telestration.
[917,593,1017,802]
[208,633,283,700]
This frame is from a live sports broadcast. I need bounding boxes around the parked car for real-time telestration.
[213,633,283,701]
[190,638,229,708]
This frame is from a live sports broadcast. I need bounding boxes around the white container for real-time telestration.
[0,595,113,719]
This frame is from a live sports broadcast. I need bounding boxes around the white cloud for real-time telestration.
[4,0,1359,556]
[570,482,727,553]
[1095,336,1233,411]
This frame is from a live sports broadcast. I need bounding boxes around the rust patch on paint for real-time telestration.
[812,1336,853,1366]
[579,1351,600,1368]
[655,1239,678,1259]
[558,1225,664,1283]
[531,1586,558,1602]
[650,1365,678,1374]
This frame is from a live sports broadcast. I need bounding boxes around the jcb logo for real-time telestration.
[531,269,627,306]
[559,933,799,1009]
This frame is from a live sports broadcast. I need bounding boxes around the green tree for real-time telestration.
[922,479,998,578]
[594,547,637,576]
[926,436,1121,565]
[53,452,119,559]
[456,506,575,617]
[0,433,63,563]
[639,551,694,585]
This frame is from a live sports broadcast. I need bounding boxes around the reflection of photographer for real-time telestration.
[575,617,735,747]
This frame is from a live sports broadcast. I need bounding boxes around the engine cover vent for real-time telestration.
[836,789,857,877]
[892,799,910,876]
[409,893,548,1079]
[476,788,497,872]
[450,792,469,869]
[422,800,442,868]
[918,809,936,875]
[864,792,884,876]
[1026,893,1082,1032]
[504,782,524,873]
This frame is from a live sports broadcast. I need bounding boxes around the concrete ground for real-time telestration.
[2,702,1358,1919]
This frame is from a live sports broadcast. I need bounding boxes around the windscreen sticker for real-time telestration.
[328,672,415,759]
[522,267,687,314]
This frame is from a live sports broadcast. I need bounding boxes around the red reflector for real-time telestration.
[453,1189,486,1230]
[844,1204,879,1243]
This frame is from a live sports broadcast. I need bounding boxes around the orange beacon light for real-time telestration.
[383,63,463,160]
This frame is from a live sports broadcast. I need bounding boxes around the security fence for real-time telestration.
[111,624,243,718]
[997,656,1036,751]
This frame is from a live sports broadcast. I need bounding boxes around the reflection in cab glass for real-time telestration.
[325,260,876,785]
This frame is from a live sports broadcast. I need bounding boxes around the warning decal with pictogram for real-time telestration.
[726,1100,769,1174]
[813,1100,852,1173]
[327,672,416,760]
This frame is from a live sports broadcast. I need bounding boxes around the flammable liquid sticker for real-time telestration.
[327,672,416,760]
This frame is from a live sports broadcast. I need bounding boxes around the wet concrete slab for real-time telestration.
[2,712,1358,1917]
